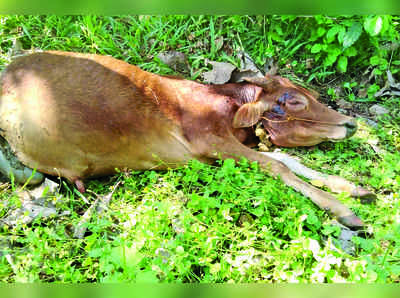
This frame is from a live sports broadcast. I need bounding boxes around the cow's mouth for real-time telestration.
[343,120,358,138]
[254,122,273,151]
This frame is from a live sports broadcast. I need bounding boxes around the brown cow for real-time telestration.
[0,51,368,228]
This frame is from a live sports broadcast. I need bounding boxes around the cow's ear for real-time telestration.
[232,101,270,128]
[307,88,320,99]
[243,75,280,93]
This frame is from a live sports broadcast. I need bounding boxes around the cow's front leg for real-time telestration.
[202,135,364,228]
[262,151,376,204]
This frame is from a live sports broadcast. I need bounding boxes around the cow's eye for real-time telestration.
[286,97,307,111]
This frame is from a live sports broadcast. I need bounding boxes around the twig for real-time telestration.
[73,181,121,239]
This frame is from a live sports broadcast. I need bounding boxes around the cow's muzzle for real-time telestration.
[344,120,357,138]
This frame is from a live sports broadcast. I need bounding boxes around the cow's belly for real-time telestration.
[7,124,199,181]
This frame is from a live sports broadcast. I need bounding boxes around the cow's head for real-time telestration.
[232,75,357,147]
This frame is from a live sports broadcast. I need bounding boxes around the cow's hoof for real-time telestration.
[0,143,45,186]
[338,215,364,230]
[74,179,86,193]
[351,187,377,204]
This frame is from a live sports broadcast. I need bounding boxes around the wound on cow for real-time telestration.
[272,105,285,115]
[277,92,291,104]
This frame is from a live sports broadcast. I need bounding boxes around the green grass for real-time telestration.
[0,15,400,283]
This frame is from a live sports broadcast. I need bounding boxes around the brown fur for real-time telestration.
[0,51,364,227]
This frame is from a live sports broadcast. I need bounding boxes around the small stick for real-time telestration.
[73,181,121,239]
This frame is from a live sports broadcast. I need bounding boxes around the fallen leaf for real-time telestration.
[215,36,224,52]
[310,179,325,187]
[231,52,264,83]
[202,61,236,84]
[375,70,400,98]
[338,226,358,255]
[157,51,189,73]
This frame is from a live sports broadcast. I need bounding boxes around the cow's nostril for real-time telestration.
[345,121,356,129]
[344,121,357,137]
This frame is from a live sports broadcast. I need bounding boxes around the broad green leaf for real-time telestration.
[327,46,341,56]
[306,213,321,228]
[324,46,341,67]
[380,15,391,34]
[344,46,357,57]
[88,248,104,258]
[326,25,342,43]
[315,15,327,25]
[378,58,388,70]
[342,22,362,49]
[337,56,348,73]
[364,16,382,36]
[370,55,380,65]
[342,19,356,27]
[251,205,265,217]
[317,27,326,37]
[275,25,284,35]
[324,52,338,67]
[311,43,322,53]
[270,32,284,42]
[309,28,320,41]
[367,84,381,97]
[337,26,346,44]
